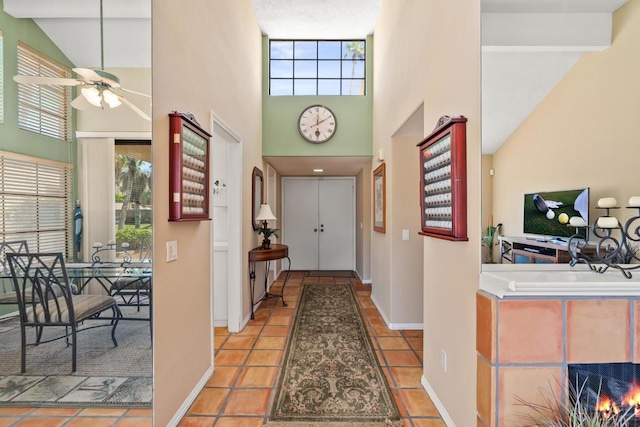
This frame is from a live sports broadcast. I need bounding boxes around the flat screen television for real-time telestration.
[523,188,589,240]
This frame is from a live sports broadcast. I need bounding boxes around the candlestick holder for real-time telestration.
[91,241,132,265]
[568,202,640,279]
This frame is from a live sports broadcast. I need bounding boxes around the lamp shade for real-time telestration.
[256,203,277,221]
[102,89,122,108]
[81,87,102,107]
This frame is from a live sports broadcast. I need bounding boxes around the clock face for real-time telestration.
[298,105,337,143]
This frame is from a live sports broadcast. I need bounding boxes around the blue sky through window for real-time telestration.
[269,40,365,96]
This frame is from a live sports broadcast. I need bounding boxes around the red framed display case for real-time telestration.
[417,115,468,241]
[169,112,211,221]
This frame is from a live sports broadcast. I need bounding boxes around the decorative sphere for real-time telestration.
[558,213,569,224]
[546,210,555,220]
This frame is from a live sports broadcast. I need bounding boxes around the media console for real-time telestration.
[498,236,594,264]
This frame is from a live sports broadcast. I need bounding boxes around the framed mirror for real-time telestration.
[252,167,263,230]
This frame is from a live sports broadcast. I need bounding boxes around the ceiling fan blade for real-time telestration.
[73,68,102,82]
[14,75,81,86]
[70,94,92,110]
[118,87,152,98]
[119,96,151,121]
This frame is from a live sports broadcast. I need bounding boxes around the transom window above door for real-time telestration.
[269,40,366,96]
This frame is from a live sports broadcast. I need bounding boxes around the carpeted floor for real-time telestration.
[0,307,152,407]
[269,283,402,426]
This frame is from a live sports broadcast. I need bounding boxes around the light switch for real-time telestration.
[166,241,178,262]
[402,229,410,240]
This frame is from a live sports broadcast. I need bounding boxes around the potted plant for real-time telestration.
[257,226,279,250]
[482,223,502,263]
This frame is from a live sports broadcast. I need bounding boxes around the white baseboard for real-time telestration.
[213,320,228,327]
[389,322,423,330]
[369,294,422,330]
[166,366,214,427]
[421,376,456,426]
[354,270,371,284]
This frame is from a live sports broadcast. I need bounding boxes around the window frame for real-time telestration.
[16,41,72,142]
[0,151,74,258]
[269,39,366,96]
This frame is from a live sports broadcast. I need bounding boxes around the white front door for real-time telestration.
[283,178,319,270]
[282,177,355,271]
[318,178,354,270]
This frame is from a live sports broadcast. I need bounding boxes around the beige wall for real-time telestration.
[492,0,640,239]
[77,68,151,133]
[374,1,481,425]
[152,1,263,425]
[356,167,372,281]
[390,137,423,324]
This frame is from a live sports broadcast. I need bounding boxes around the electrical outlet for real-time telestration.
[166,241,178,262]
[440,349,447,372]
[402,229,410,240]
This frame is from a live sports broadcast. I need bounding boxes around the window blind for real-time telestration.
[0,31,4,123]
[0,152,73,257]
[17,42,72,142]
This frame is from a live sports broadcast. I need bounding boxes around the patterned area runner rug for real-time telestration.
[268,283,402,427]
[306,271,355,278]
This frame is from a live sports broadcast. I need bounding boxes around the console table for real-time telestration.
[498,236,595,264]
[248,244,291,319]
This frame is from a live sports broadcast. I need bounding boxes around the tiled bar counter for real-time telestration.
[477,265,640,426]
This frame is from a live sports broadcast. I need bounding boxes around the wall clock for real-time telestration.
[298,105,337,143]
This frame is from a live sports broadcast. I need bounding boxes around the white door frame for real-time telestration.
[209,112,243,333]
[281,176,356,271]
[266,163,278,283]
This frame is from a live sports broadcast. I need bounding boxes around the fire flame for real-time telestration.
[622,383,640,416]
[596,395,620,418]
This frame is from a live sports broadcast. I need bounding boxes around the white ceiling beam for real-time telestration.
[482,12,613,51]
[3,0,150,19]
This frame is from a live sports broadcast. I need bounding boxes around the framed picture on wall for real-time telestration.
[373,163,386,233]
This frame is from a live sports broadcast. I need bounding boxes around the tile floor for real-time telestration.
[0,271,444,427]
[180,271,445,427]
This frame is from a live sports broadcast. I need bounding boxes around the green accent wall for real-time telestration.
[0,1,78,317]
[0,0,77,163]
[262,35,373,157]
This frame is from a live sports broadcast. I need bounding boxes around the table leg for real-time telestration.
[249,262,257,320]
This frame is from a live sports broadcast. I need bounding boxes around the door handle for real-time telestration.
[320,228,324,232]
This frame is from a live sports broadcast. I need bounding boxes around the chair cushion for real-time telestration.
[26,294,116,324]
[0,292,18,304]
[111,277,151,291]
[0,285,67,305]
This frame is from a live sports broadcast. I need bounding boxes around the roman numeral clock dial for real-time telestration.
[298,105,337,144]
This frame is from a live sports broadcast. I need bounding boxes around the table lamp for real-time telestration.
[256,203,277,249]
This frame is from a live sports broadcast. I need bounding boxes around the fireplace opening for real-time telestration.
[569,363,640,424]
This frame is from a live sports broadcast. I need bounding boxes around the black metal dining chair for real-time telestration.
[7,252,122,373]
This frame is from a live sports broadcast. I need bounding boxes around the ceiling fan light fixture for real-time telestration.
[81,87,102,107]
[102,89,121,108]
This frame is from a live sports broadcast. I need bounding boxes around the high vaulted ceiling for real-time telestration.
[3,0,629,158]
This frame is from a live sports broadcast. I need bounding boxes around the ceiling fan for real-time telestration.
[12,0,151,121]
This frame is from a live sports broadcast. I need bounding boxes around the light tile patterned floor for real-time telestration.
[0,271,443,427]
[180,271,445,427]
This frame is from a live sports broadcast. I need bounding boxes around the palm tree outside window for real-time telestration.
[115,141,152,258]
